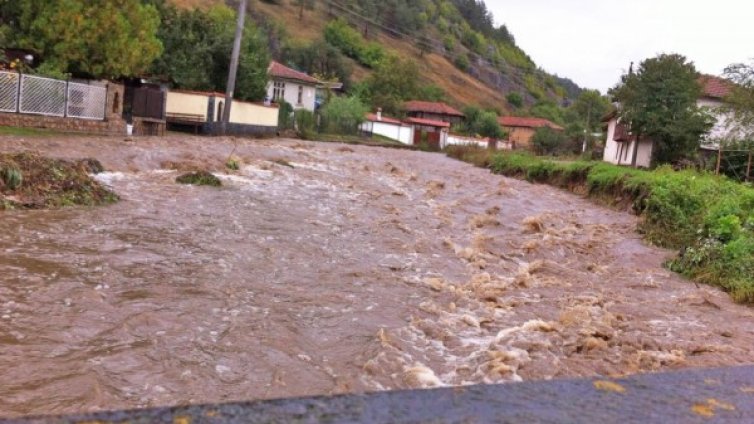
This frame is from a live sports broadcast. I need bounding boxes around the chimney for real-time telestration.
[376,108,382,121]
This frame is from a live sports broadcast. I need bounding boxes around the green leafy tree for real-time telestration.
[7,0,162,78]
[531,127,568,155]
[360,55,420,116]
[150,4,269,101]
[460,106,505,138]
[321,96,368,134]
[283,39,352,90]
[611,54,714,165]
[723,61,754,142]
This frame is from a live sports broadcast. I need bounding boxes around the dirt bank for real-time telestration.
[0,134,752,418]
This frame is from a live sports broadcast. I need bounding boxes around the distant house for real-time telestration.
[498,116,564,150]
[359,109,414,145]
[267,61,320,112]
[603,75,734,168]
[406,117,450,149]
[404,101,465,126]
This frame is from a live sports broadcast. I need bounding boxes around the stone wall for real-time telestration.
[0,82,128,136]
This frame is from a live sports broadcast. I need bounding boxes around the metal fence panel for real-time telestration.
[19,74,66,117]
[0,71,20,113]
[67,82,106,120]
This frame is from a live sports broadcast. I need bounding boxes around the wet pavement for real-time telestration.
[9,365,754,423]
[1,135,753,418]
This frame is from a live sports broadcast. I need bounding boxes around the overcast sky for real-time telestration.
[486,0,753,93]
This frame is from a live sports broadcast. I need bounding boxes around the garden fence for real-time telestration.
[0,71,107,120]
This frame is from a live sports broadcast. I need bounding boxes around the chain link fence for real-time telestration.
[19,74,67,117]
[0,71,107,120]
[67,82,106,120]
[0,71,19,113]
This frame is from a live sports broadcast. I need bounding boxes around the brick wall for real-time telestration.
[0,82,128,136]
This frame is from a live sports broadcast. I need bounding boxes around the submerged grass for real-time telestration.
[176,171,222,187]
[446,145,754,303]
[0,151,118,210]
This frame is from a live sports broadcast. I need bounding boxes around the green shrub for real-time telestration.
[506,92,523,108]
[176,171,222,187]
[321,96,368,135]
[278,101,294,130]
[323,18,385,68]
[1,167,23,190]
[295,109,317,139]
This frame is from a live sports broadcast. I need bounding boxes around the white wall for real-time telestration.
[446,134,489,149]
[360,120,414,145]
[229,100,278,127]
[266,79,317,112]
[603,118,653,168]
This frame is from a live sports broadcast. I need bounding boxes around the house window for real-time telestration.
[273,81,285,101]
[297,85,303,105]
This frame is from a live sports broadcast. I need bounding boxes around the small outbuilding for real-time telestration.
[498,116,564,150]
[404,101,465,126]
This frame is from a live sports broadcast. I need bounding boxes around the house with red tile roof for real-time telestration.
[404,101,465,126]
[266,61,321,112]
[603,74,737,168]
[497,116,564,149]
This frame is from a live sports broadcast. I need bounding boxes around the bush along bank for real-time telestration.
[0,152,118,210]
[445,146,754,303]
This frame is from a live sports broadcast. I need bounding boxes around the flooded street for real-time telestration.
[1,135,753,418]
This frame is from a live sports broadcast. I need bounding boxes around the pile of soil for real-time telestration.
[0,151,117,210]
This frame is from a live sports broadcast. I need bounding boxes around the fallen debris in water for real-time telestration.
[176,171,222,187]
[0,151,117,209]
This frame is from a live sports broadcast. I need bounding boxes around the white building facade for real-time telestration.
[266,61,319,112]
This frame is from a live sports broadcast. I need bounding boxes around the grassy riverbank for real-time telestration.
[446,146,754,303]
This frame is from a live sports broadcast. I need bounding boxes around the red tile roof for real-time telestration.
[699,75,732,99]
[268,61,320,85]
[364,113,404,125]
[404,101,464,117]
[499,116,564,131]
[405,117,451,128]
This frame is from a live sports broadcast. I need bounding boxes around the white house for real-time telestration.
[266,61,320,112]
[603,75,733,168]
[359,110,414,145]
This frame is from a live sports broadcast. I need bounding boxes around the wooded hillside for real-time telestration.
[173,0,582,112]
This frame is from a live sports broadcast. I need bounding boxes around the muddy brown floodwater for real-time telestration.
[1,135,753,418]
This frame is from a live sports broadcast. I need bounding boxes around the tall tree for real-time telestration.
[150,4,269,101]
[610,54,714,165]
[7,0,162,78]
[723,61,754,142]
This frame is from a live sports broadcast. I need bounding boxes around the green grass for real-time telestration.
[446,145,754,303]
[0,126,70,137]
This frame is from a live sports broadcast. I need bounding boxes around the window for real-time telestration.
[273,81,285,101]
[297,85,303,105]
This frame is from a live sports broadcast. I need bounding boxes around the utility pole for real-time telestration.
[221,0,248,134]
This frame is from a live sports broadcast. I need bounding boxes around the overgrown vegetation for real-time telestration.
[0,0,162,78]
[0,152,117,209]
[149,1,270,101]
[320,96,368,135]
[175,171,222,187]
[445,146,754,303]
[610,54,714,165]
